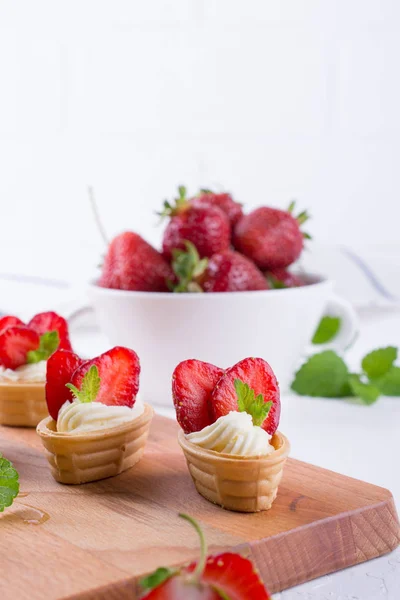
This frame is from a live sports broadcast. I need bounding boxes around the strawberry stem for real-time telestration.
[179,513,207,582]
[88,186,109,246]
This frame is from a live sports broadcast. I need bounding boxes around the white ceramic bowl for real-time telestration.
[87,278,357,407]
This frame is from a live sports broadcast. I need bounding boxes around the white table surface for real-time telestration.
[68,304,400,600]
[1,279,399,599]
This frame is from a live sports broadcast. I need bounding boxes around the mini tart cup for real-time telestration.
[178,429,290,513]
[36,403,154,485]
[0,381,47,427]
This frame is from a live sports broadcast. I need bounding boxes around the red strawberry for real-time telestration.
[45,349,84,420]
[233,203,310,269]
[69,346,140,407]
[173,360,224,434]
[141,514,270,599]
[0,326,40,370]
[0,316,25,334]
[191,190,243,227]
[266,267,304,288]
[99,231,173,292]
[28,311,72,351]
[161,187,230,260]
[210,357,280,435]
[201,250,268,292]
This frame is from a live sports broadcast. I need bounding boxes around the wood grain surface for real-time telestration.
[0,415,399,599]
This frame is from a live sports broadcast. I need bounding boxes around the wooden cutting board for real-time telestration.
[0,414,399,600]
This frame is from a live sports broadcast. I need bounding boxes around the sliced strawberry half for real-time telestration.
[172,360,224,434]
[28,311,72,351]
[210,357,280,435]
[0,316,25,334]
[45,349,84,420]
[69,346,140,407]
[184,552,270,600]
[0,326,40,370]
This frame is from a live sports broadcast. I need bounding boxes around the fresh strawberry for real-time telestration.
[210,357,280,435]
[233,202,310,269]
[99,231,173,292]
[0,326,40,370]
[69,346,140,407]
[191,189,243,227]
[45,349,84,420]
[173,360,224,433]
[0,316,25,334]
[201,250,268,292]
[266,267,305,288]
[160,187,230,260]
[28,311,72,351]
[140,514,270,599]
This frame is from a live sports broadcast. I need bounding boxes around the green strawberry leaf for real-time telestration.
[348,374,380,405]
[291,350,351,397]
[26,330,60,364]
[66,365,100,403]
[312,316,341,345]
[371,366,400,396]
[140,567,177,592]
[361,347,397,379]
[235,379,272,427]
[0,454,20,512]
[171,241,208,293]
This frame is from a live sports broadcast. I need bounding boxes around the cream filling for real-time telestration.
[0,360,47,383]
[186,411,274,457]
[56,396,144,434]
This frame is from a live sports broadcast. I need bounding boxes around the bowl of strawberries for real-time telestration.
[88,187,357,405]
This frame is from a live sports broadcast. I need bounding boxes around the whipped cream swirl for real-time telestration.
[0,360,47,383]
[186,411,274,457]
[57,396,144,434]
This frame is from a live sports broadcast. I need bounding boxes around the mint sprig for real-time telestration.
[66,365,100,403]
[312,316,341,345]
[0,454,20,512]
[26,330,60,364]
[234,379,272,426]
[291,346,400,405]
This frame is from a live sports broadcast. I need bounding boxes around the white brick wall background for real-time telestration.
[0,0,399,288]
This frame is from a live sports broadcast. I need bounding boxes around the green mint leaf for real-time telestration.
[348,375,380,405]
[140,567,177,592]
[361,347,397,379]
[312,316,341,345]
[65,365,100,403]
[371,366,400,396]
[291,350,350,397]
[234,379,272,427]
[0,454,20,512]
[266,274,287,289]
[26,330,60,363]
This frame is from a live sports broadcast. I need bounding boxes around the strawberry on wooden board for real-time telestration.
[45,349,84,420]
[160,187,231,260]
[266,267,305,289]
[0,316,25,334]
[210,357,280,435]
[0,326,40,370]
[233,202,310,269]
[172,360,224,434]
[191,189,243,227]
[69,346,140,408]
[28,311,72,351]
[201,250,268,292]
[140,514,270,599]
[98,231,173,292]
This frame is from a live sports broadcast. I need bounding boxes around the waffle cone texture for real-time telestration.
[178,429,290,512]
[0,382,47,427]
[37,403,154,484]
